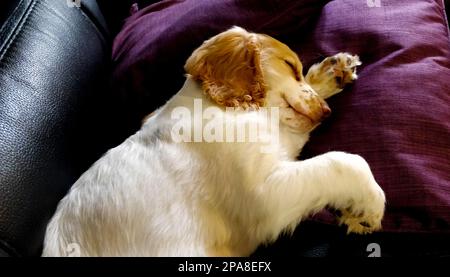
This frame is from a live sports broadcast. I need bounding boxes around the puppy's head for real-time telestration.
[185,26,330,132]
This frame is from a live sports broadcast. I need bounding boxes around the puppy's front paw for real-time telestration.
[326,53,361,88]
[306,53,362,99]
[338,180,385,234]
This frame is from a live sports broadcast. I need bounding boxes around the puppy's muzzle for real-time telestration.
[285,85,331,124]
[319,98,331,119]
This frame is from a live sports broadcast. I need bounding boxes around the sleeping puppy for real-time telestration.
[43,27,385,257]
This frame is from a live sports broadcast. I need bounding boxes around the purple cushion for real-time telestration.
[112,0,450,233]
[112,0,331,117]
[301,0,450,233]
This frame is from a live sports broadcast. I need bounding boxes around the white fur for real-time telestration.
[42,29,385,257]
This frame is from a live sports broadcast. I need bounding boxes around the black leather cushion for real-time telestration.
[0,0,114,256]
[253,222,450,257]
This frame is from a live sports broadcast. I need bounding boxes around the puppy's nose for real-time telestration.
[321,101,331,118]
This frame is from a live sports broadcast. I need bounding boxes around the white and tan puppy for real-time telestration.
[43,27,385,257]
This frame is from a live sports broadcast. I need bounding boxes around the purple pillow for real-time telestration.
[112,0,450,233]
[112,0,331,116]
[300,0,450,233]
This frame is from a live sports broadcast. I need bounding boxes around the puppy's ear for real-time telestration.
[184,27,266,108]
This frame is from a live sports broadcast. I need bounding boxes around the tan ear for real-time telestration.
[184,27,266,108]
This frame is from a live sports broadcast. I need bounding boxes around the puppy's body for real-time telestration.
[43,27,385,257]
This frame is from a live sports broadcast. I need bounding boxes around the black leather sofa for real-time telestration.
[0,0,160,257]
[1,0,449,257]
[0,0,115,257]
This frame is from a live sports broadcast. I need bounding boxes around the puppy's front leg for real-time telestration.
[261,151,385,236]
[305,53,361,99]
